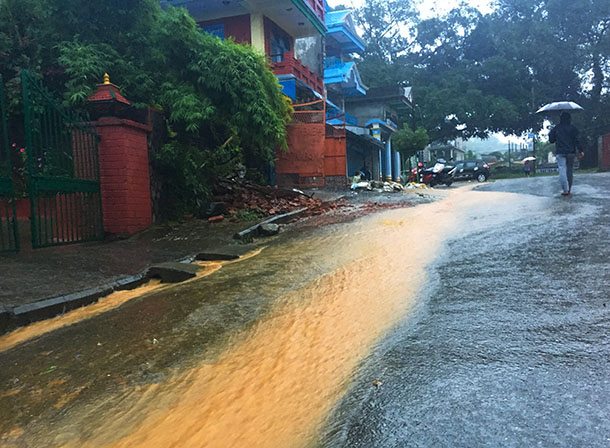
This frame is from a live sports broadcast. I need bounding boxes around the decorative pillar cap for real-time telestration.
[87,72,131,106]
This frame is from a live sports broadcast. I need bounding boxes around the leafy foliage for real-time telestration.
[356,0,610,157]
[392,124,429,159]
[0,0,292,215]
[355,0,418,61]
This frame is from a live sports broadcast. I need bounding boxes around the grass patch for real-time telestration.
[234,209,265,222]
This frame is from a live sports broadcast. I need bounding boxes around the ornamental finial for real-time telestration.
[103,73,111,85]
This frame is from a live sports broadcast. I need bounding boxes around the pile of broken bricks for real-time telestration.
[208,179,322,222]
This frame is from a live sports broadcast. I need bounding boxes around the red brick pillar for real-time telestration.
[95,117,152,235]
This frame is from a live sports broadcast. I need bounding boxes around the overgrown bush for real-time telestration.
[0,0,292,216]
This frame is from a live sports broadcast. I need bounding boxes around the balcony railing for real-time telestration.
[271,52,324,95]
[304,0,325,23]
[326,111,358,126]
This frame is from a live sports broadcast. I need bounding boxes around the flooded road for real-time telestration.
[1,174,608,447]
[322,173,610,447]
[0,188,454,447]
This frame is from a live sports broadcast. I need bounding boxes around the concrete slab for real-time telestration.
[110,274,148,291]
[11,285,113,328]
[146,262,202,283]
[234,208,308,240]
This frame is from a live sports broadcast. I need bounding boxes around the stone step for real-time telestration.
[146,262,202,283]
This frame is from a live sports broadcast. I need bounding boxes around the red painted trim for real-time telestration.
[306,0,325,22]
[200,14,252,45]
[271,52,324,94]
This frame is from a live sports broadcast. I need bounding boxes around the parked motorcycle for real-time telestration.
[408,161,426,183]
[409,159,454,187]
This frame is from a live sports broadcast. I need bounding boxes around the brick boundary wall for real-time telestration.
[276,121,326,188]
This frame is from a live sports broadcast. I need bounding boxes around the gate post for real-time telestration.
[88,75,152,236]
[0,75,19,252]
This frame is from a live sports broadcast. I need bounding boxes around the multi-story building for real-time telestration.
[324,8,367,122]
[345,86,413,182]
[323,8,413,184]
[164,1,414,188]
[165,0,326,101]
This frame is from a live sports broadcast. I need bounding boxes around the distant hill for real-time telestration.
[462,135,511,154]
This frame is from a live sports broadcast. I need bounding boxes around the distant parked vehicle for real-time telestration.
[408,160,454,187]
[451,160,490,182]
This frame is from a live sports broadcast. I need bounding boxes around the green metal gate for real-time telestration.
[22,70,103,248]
[0,76,19,252]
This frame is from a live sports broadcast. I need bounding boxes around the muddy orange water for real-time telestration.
[0,250,264,353]
[0,266,221,353]
[6,189,519,448]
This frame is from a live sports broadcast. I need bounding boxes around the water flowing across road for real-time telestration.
[1,187,542,447]
[321,174,610,448]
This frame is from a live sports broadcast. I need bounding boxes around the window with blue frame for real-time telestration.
[202,23,225,39]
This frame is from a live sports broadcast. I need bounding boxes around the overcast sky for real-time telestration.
[326,0,495,19]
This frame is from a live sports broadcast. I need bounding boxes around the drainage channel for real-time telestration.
[0,249,264,353]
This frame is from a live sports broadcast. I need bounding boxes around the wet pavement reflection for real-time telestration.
[321,173,609,447]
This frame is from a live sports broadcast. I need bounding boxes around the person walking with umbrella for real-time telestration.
[548,112,584,196]
[537,102,585,196]
[522,157,535,177]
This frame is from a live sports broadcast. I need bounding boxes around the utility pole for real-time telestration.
[532,136,537,176]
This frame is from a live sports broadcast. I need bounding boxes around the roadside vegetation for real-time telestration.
[1,0,608,216]
[0,0,292,217]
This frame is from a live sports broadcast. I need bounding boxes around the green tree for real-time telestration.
[392,124,429,160]
[357,0,610,164]
[356,0,419,61]
[0,0,292,215]
[354,0,420,98]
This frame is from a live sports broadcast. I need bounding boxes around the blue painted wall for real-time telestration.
[279,79,297,101]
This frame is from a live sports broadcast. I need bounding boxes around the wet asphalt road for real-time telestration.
[321,173,610,448]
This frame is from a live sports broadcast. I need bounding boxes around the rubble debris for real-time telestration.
[217,178,417,234]
[406,182,429,189]
[202,202,227,217]
[207,215,224,223]
[213,179,321,220]
[234,208,308,240]
[351,181,372,190]
[350,180,405,193]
